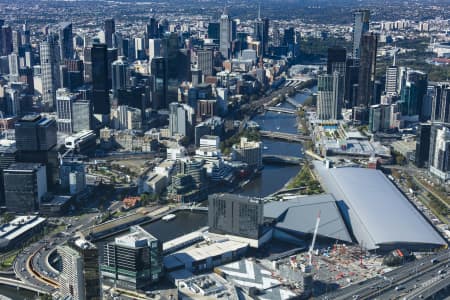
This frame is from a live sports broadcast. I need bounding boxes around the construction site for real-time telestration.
[214,212,393,299]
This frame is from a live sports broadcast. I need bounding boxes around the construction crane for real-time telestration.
[308,211,321,267]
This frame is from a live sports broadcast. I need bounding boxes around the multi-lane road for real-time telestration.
[321,250,450,299]
[12,212,102,293]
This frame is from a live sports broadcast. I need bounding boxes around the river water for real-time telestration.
[239,88,316,197]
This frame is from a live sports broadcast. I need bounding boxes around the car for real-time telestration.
[395,286,404,291]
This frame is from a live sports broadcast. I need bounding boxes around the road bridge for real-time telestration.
[262,154,303,165]
[0,276,49,294]
[264,106,297,114]
[260,130,312,142]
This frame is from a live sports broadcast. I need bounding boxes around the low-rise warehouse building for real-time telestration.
[0,215,46,250]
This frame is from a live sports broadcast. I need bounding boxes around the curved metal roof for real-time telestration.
[313,162,446,250]
[264,194,352,243]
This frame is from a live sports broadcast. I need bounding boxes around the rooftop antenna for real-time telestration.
[258,2,261,20]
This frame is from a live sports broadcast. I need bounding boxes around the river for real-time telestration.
[239,87,316,197]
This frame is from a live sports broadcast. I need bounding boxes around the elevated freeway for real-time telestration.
[0,276,49,294]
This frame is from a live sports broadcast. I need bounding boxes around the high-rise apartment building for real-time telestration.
[219,10,232,59]
[385,65,399,96]
[317,72,344,120]
[57,239,101,300]
[40,39,59,110]
[357,32,378,107]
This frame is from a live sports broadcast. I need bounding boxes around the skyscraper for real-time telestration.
[56,88,77,134]
[57,239,101,300]
[197,50,213,77]
[357,32,378,107]
[207,22,220,41]
[400,70,428,119]
[83,47,93,83]
[317,72,344,120]
[150,57,168,109]
[111,56,129,98]
[72,100,92,133]
[146,18,159,40]
[169,102,195,138]
[429,124,450,181]
[40,39,59,110]
[58,22,73,60]
[91,44,110,116]
[385,65,399,96]
[219,10,232,59]
[12,30,21,54]
[431,83,450,123]
[254,6,269,57]
[352,9,370,59]
[148,38,162,62]
[8,53,20,81]
[104,18,115,48]
[415,122,431,168]
[1,25,13,56]
[368,104,391,133]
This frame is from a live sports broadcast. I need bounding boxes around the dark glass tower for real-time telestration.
[104,18,115,48]
[91,44,110,115]
[357,32,378,107]
[415,123,431,168]
[150,57,168,109]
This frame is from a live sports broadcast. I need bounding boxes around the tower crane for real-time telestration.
[308,211,321,267]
